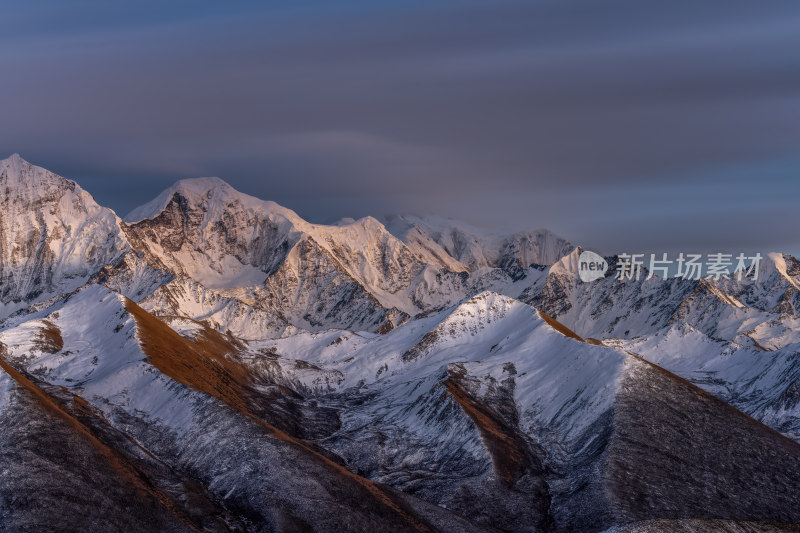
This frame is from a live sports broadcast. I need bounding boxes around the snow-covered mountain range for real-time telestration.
[1,154,799,532]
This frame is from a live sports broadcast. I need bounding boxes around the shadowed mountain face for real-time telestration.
[606,362,800,526]
[0,371,194,532]
[1,155,800,532]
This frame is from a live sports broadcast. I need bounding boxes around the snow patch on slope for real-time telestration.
[0,285,197,432]
[263,291,628,447]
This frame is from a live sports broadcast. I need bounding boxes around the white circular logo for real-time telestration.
[578,250,608,282]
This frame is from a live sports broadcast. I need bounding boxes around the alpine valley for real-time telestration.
[1,153,800,533]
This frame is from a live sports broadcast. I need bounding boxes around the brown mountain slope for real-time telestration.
[0,353,197,532]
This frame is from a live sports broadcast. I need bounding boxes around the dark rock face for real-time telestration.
[606,362,800,527]
[258,235,393,331]
[512,358,800,532]
[442,365,552,531]
[545,410,616,532]
[0,382,193,532]
[325,380,552,532]
[614,519,800,532]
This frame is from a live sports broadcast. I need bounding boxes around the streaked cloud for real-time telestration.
[1,0,798,255]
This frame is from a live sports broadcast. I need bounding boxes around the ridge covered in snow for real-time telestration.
[383,213,574,273]
[3,154,800,531]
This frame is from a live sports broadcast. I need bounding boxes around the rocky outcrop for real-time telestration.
[0,154,128,317]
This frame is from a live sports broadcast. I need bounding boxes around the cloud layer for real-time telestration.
[2,0,799,254]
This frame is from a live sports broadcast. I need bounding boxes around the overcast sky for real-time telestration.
[2,0,799,256]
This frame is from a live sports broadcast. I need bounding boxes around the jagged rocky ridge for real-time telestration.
[1,154,800,532]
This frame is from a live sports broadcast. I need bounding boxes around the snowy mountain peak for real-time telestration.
[124,176,301,224]
[0,155,129,317]
[1,152,24,169]
[382,214,573,273]
[767,252,800,290]
[548,246,585,278]
[1,153,75,191]
[1,152,25,168]
[430,292,534,341]
[456,290,521,312]
[163,176,234,199]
